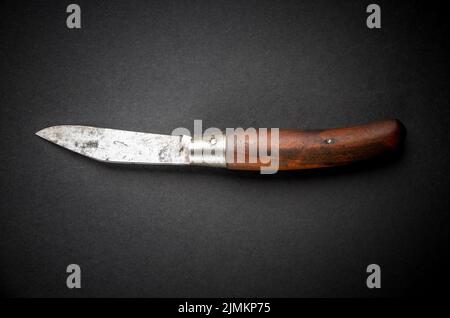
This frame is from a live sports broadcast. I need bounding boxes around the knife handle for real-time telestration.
[226,119,405,171]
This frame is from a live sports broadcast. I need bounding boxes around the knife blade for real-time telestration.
[35,125,193,165]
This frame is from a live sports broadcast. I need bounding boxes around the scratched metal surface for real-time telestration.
[36,126,191,165]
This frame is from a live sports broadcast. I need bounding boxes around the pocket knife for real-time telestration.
[36,119,405,172]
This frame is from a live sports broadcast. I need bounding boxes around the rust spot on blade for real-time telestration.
[81,140,98,149]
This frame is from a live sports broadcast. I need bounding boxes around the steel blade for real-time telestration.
[35,125,191,165]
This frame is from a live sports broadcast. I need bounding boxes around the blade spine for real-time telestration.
[38,124,178,138]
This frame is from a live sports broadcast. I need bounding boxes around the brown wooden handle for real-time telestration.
[226,119,406,170]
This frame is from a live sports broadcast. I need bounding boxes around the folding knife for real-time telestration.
[36,119,405,173]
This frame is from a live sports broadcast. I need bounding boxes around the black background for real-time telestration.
[1,0,449,297]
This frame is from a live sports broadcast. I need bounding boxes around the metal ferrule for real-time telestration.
[187,132,226,167]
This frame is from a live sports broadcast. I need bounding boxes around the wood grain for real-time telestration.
[226,119,406,170]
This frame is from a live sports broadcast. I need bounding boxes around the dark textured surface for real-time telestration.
[0,0,449,297]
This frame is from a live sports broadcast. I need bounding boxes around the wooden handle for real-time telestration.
[226,119,406,170]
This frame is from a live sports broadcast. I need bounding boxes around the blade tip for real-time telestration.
[35,128,46,138]
[35,126,57,140]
